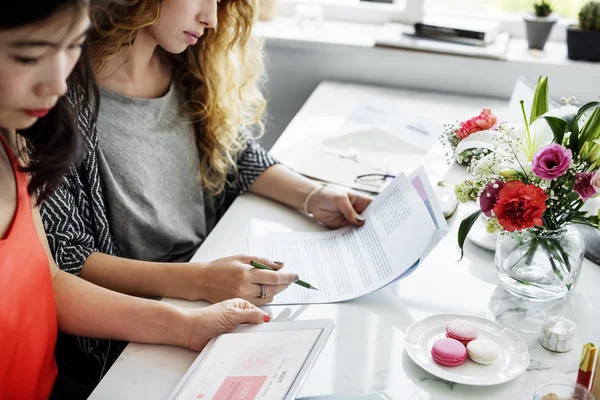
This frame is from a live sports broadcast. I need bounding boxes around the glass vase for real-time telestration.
[495,225,585,302]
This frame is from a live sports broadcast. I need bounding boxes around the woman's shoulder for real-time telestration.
[65,80,95,112]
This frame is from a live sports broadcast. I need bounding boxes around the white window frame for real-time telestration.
[275,0,424,25]
[274,0,575,41]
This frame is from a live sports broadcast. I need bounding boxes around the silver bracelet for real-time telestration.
[303,185,326,215]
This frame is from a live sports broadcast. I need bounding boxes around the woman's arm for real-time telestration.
[248,164,321,211]
[40,158,295,304]
[249,164,373,229]
[33,205,269,351]
[78,252,296,305]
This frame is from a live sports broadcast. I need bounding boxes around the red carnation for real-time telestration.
[492,181,548,232]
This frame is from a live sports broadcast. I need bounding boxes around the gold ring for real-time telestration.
[260,284,266,299]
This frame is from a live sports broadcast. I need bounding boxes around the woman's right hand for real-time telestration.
[186,254,298,305]
[183,298,270,351]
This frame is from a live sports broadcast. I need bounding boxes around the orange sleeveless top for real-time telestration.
[0,136,58,399]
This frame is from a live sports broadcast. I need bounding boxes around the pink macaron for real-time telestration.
[446,319,478,346]
[431,338,467,367]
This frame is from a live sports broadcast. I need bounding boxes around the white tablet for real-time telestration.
[168,319,335,400]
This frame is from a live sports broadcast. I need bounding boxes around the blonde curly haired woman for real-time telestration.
[41,0,371,391]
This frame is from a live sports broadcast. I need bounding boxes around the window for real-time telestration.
[274,0,575,41]
[425,0,584,19]
[276,0,425,25]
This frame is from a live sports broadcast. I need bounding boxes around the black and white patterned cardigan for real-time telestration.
[39,83,279,386]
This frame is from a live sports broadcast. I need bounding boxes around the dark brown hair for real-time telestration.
[1,0,98,204]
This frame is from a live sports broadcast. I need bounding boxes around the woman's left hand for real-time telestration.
[307,186,373,229]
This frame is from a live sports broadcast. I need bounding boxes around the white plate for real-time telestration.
[404,313,529,386]
[467,215,498,251]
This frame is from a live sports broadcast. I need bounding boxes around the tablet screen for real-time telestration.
[171,328,324,400]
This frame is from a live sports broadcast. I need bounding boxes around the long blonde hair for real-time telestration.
[89,0,266,195]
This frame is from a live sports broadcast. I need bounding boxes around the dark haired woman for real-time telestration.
[0,2,270,398]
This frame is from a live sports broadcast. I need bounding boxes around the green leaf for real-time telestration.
[581,108,600,145]
[581,142,591,159]
[457,210,482,261]
[569,118,581,153]
[511,277,532,286]
[530,76,549,122]
[576,101,600,121]
[543,116,568,145]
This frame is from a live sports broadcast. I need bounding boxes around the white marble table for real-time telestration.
[89,81,600,400]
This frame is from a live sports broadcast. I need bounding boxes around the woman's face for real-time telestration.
[148,0,218,54]
[0,7,90,130]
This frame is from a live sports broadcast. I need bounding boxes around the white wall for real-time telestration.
[260,41,600,150]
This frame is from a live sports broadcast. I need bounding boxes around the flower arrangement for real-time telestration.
[441,108,499,165]
[454,76,600,299]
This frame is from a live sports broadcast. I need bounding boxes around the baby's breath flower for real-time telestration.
[486,217,502,234]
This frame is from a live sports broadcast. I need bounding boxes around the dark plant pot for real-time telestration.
[524,14,557,50]
[567,25,600,62]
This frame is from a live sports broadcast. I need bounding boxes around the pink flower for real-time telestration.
[456,109,497,141]
[574,172,598,201]
[531,144,572,180]
[591,171,600,193]
[480,179,505,217]
[474,108,497,130]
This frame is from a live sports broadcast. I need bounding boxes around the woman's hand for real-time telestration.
[183,298,270,351]
[186,255,298,305]
[307,186,372,229]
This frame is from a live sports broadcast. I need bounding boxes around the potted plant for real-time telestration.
[524,0,557,50]
[567,1,600,62]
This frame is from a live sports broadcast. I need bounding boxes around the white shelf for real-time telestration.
[256,17,596,68]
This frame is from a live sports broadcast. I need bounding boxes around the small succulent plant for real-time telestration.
[533,0,553,17]
[579,1,600,31]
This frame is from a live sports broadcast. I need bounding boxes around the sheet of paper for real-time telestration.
[275,97,443,194]
[275,138,392,194]
[247,171,446,304]
[169,320,334,400]
[385,167,451,282]
[340,100,442,153]
[408,167,449,261]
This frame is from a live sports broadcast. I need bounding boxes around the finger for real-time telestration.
[227,298,256,309]
[253,256,285,271]
[236,307,270,324]
[352,194,373,214]
[253,296,275,306]
[239,255,285,271]
[251,283,291,298]
[337,194,365,226]
[251,269,298,285]
[335,219,350,229]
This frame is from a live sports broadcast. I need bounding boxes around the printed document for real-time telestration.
[168,320,334,400]
[275,100,442,194]
[247,167,448,305]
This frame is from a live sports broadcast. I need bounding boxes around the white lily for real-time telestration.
[457,105,578,177]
